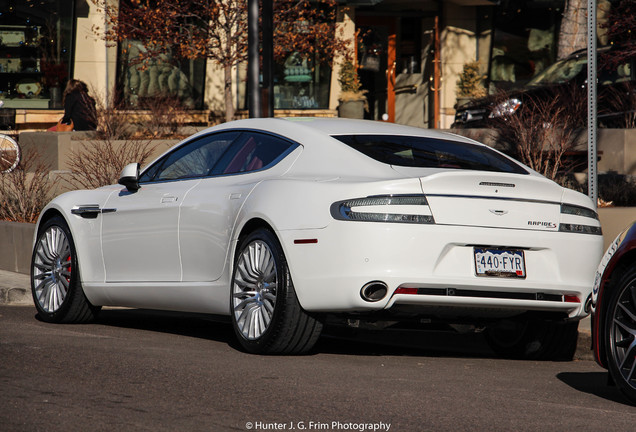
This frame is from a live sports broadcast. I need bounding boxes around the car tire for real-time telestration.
[230,228,323,354]
[603,266,636,404]
[485,318,578,361]
[31,216,100,323]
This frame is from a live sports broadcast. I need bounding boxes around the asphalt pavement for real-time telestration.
[3,304,633,432]
[0,268,593,359]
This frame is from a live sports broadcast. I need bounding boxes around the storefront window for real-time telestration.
[271,0,338,111]
[0,0,73,109]
[274,52,331,110]
[489,1,564,92]
[116,40,205,110]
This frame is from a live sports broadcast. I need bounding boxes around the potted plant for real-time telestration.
[456,61,487,108]
[337,60,367,119]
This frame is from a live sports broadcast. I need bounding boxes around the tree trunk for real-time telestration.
[558,0,587,60]
[224,64,235,122]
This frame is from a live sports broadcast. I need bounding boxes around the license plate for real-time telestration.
[474,248,526,278]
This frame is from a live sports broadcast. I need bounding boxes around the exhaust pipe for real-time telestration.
[360,281,388,302]
[584,294,593,314]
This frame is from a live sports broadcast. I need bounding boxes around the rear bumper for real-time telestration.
[279,221,603,319]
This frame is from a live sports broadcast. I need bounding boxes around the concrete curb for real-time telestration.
[0,270,31,306]
[0,287,31,305]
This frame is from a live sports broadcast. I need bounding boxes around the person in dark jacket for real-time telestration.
[50,80,97,131]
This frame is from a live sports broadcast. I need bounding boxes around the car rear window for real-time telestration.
[333,134,528,174]
[527,55,587,86]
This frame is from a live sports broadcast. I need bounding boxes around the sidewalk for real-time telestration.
[0,268,593,359]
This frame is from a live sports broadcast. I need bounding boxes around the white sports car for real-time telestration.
[31,118,603,357]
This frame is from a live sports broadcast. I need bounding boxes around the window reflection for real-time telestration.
[274,51,331,109]
[0,0,73,109]
[116,39,205,109]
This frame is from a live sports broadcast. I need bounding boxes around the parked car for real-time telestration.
[592,222,636,405]
[453,46,636,128]
[31,118,603,356]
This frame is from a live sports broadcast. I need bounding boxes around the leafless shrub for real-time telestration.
[89,88,190,140]
[490,86,587,183]
[66,138,157,189]
[89,87,135,140]
[95,101,135,140]
[599,82,636,128]
[135,95,189,138]
[0,148,55,223]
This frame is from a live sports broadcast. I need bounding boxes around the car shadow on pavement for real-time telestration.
[91,308,498,358]
[317,325,497,358]
[90,308,590,362]
[95,308,237,344]
[557,372,632,405]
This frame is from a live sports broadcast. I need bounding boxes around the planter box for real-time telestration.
[0,221,35,274]
[18,132,179,173]
[338,100,365,119]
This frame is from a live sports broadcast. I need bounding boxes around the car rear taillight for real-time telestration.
[559,224,602,235]
[559,203,602,235]
[330,195,435,224]
[560,204,598,219]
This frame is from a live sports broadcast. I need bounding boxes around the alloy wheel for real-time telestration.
[232,240,278,340]
[32,226,72,313]
[609,279,636,391]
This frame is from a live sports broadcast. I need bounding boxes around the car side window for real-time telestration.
[213,132,296,175]
[140,132,240,183]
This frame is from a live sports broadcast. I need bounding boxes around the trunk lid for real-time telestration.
[416,170,564,232]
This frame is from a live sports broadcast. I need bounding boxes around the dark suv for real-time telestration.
[453,46,636,128]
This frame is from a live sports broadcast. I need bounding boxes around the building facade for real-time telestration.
[0,0,608,130]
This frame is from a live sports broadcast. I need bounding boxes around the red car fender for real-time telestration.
[592,221,636,368]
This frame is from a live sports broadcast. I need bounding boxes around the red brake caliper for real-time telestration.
[66,256,71,282]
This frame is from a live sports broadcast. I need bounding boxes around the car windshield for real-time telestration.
[333,135,528,174]
[527,55,586,86]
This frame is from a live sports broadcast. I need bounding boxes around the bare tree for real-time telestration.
[273,0,350,64]
[93,0,348,122]
[93,0,243,121]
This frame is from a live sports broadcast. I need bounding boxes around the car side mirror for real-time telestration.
[118,163,140,192]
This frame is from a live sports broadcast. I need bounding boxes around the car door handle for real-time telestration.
[71,205,116,219]
[161,195,178,203]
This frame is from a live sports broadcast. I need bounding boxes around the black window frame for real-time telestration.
[139,131,241,183]
[139,130,300,184]
[333,134,529,175]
